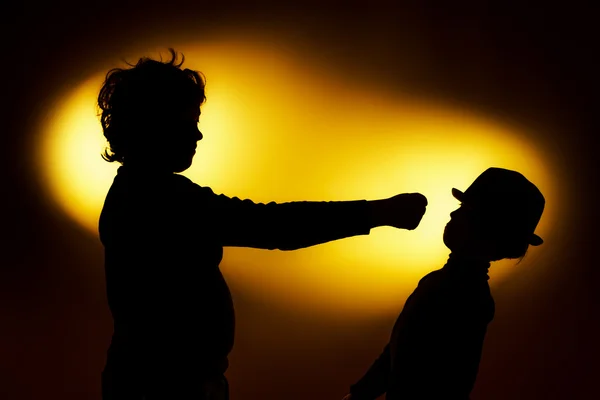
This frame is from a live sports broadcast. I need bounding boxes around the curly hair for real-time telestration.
[98,49,206,163]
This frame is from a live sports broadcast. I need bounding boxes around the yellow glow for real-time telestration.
[37,40,559,318]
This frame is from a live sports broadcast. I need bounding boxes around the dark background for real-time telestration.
[2,1,598,399]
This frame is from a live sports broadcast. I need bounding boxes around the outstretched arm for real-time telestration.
[201,189,427,250]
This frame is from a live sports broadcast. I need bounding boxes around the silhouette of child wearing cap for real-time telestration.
[343,167,545,400]
[97,49,429,400]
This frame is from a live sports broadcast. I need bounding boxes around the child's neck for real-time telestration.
[444,253,491,280]
[447,252,491,268]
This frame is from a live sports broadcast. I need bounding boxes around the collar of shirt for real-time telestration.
[442,253,491,281]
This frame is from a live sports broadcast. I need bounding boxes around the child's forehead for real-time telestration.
[458,202,479,213]
[189,107,201,119]
[457,200,493,214]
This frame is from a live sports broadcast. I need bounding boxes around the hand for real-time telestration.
[342,394,352,400]
[370,193,428,230]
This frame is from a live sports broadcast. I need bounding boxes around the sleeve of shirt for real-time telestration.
[190,183,372,250]
[348,344,391,400]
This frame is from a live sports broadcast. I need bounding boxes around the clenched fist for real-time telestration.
[369,193,428,230]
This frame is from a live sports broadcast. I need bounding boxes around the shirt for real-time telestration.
[99,165,372,375]
[350,254,495,400]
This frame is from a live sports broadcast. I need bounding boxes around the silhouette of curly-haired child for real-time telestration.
[343,167,545,400]
[97,49,428,399]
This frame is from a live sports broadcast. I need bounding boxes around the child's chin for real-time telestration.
[443,234,461,253]
[442,227,453,248]
[172,160,193,173]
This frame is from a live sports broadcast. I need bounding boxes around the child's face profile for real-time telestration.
[443,202,492,258]
[148,105,203,173]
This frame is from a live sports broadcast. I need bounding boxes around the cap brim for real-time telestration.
[529,234,544,246]
[452,188,465,201]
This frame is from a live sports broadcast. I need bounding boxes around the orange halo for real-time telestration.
[37,40,558,318]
